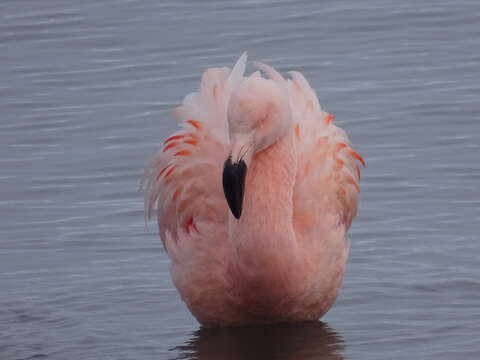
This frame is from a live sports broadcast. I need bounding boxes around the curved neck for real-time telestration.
[229,129,298,274]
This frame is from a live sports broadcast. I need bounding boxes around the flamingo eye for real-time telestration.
[259,103,274,129]
[259,117,266,128]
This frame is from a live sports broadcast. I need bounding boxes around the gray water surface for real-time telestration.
[1,1,480,359]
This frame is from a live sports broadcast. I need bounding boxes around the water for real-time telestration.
[1,0,479,359]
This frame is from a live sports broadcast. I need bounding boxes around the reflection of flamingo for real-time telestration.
[176,321,344,360]
[144,53,364,327]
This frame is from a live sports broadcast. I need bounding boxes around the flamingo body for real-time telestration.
[144,53,364,327]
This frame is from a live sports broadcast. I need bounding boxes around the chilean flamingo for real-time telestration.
[144,53,364,327]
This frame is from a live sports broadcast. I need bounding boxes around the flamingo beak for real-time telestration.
[223,156,247,219]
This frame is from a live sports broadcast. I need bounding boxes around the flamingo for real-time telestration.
[144,53,364,327]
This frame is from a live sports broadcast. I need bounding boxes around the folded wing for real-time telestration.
[144,54,247,252]
[288,71,365,239]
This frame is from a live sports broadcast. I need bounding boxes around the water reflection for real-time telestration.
[174,321,344,360]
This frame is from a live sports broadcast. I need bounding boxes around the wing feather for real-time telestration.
[144,54,248,250]
[288,72,364,235]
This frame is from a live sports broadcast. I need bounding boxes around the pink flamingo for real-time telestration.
[144,53,364,327]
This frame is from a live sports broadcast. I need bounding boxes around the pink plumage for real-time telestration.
[144,53,364,327]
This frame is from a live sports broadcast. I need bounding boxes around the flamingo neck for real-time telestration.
[229,128,298,277]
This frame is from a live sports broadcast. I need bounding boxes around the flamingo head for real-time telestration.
[223,76,292,219]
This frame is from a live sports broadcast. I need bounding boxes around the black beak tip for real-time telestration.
[232,208,242,220]
[222,157,247,220]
